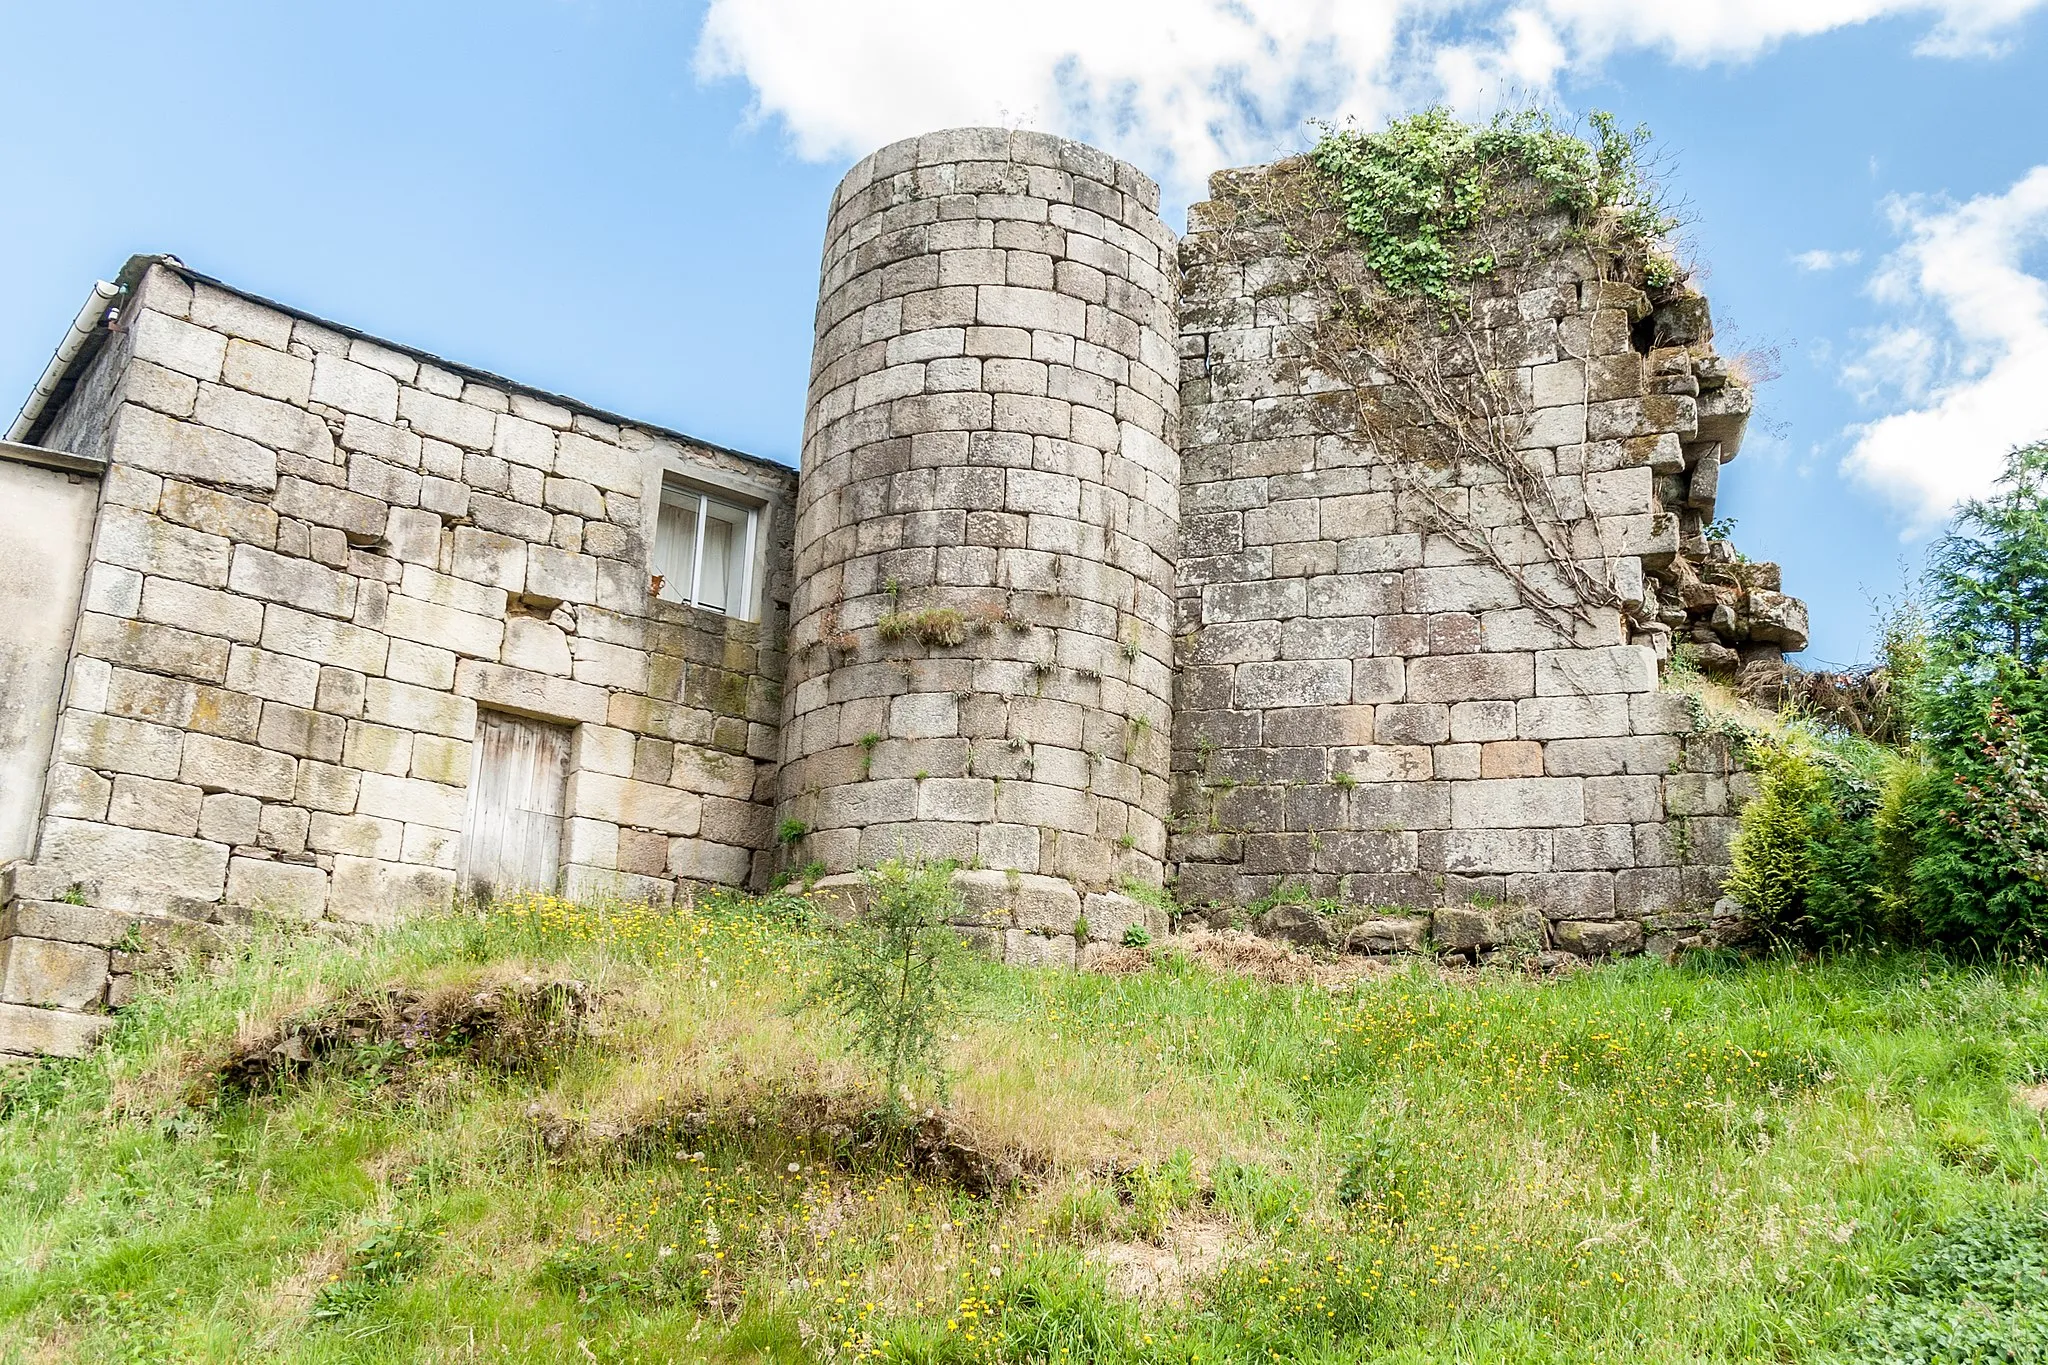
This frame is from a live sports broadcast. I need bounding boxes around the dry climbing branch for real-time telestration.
[1212,160,1630,644]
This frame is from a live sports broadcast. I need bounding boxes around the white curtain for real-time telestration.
[653,491,699,603]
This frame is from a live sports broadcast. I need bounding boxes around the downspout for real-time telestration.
[5,280,122,443]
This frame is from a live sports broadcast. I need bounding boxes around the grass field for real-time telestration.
[3,890,2047,1363]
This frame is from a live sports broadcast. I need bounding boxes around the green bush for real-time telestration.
[1726,731,1828,936]
[1117,1150,1204,1240]
[1840,1199,2048,1364]
[312,1215,443,1320]
[1727,725,1922,946]
[1807,746,1924,944]
[1729,443,2048,954]
[1335,1129,1420,1226]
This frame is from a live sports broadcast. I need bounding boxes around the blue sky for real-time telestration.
[4,1,2045,665]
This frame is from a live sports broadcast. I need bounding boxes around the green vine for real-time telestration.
[1307,107,1673,304]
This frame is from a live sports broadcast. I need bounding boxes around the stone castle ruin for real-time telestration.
[0,126,1806,1057]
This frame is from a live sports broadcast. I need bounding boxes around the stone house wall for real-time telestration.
[0,259,793,1056]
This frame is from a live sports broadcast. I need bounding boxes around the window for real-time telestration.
[652,478,759,619]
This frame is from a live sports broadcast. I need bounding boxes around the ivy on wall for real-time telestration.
[1306,107,1676,304]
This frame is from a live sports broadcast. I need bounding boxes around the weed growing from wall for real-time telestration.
[1307,107,1672,305]
[877,606,968,649]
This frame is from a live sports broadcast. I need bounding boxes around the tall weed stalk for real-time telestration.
[801,857,973,1109]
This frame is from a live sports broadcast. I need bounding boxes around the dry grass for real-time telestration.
[1168,927,1405,990]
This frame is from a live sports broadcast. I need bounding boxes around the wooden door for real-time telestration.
[459,711,572,901]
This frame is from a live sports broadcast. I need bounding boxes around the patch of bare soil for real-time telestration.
[24,1324,85,1364]
[2017,1082,2048,1113]
[1087,1215,1245,1302]
[263,1239,351,1320]
[536,1079,1043,1197]
[199,971,596,1100]
[1164,927,1403,989]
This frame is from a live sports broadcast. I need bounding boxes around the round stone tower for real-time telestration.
[779,127,1181,900]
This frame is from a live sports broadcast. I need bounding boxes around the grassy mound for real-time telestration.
[4,891,2048,1362]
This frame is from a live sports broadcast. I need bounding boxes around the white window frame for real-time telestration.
[656,481,757,617]
[641,453,778,624]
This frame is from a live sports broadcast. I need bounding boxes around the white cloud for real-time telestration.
[695,0,2046,203]
[695,1,1418,198]
[1516,0,2043,62]
[1841,166,2048,530]
[1793,248,1864,271]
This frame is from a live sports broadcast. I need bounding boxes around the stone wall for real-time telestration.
[1626,299,1811,679]
[1167,163,1776,954]
[777,128,1182,909]
[1,130,1813,1058]
[1,260,794,1057]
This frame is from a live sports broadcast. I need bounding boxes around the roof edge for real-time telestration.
[0,438,106,476]
[36,254,795,481]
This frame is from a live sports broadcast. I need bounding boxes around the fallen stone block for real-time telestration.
[1554,918,1644,956]
[1341,916,1428,955]
[1253,902,1332,948]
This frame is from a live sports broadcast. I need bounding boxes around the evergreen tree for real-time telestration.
[1910,442,2048,948]
[1927,442,2048,667]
